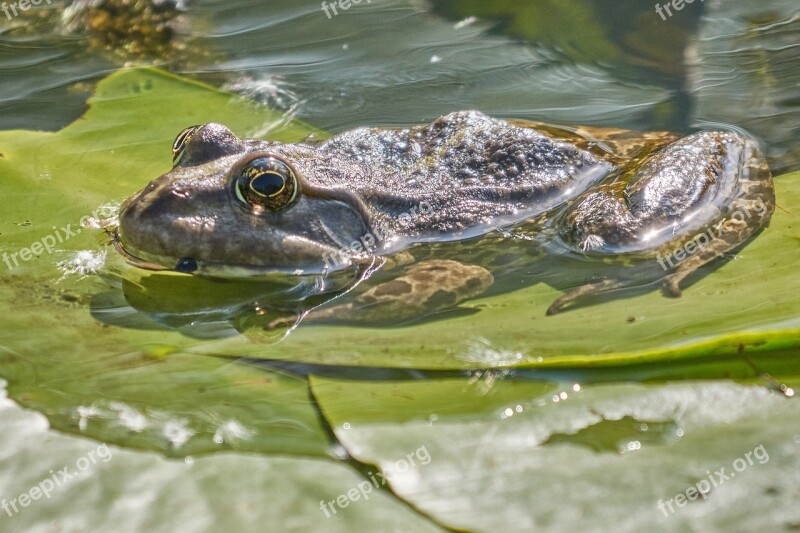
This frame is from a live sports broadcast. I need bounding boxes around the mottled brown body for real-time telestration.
[116,112,774,320]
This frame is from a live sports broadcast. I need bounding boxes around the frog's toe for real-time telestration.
[663,276,683,298]
[546,278,626,315]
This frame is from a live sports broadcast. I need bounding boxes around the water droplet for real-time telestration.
[624,440,642,452]
[331,446,350,461]
[163,419,195,448]
[453,16,477,29]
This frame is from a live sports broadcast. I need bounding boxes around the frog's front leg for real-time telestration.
[303,259,494,325]
[548,131,774,315]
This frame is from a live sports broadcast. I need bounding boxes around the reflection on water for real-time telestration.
[691,1,800,174]
[2,0,798,174]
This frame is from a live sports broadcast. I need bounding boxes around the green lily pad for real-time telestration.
[311,375,800,532]
[0,67,331,457]
[0,394,443,533]
[2,66,799,389]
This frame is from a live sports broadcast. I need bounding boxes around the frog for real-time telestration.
[114,111,774,326]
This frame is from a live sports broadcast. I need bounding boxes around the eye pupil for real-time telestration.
[235,156,298,211]
[250,172,285,197]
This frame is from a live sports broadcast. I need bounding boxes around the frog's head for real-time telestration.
[116,123,372,276]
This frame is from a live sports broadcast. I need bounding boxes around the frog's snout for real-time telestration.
[116,176,212,270]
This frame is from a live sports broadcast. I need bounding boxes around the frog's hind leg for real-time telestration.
[548,132,774,315]
[662,144,774,296]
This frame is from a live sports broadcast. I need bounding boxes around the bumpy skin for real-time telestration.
[117,111,774,316]
[118,112,614,275]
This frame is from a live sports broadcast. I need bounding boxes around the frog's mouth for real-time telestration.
[112,225,215,275]
[111,224,368,278]
[111,229,173,272]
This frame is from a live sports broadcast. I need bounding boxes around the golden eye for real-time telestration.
[172,125,201,166]
[234,156,299,211]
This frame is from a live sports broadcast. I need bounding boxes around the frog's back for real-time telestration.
[304,112,772,255]
[309,111,616,239]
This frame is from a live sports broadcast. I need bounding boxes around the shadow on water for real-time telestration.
[430,0,706,131]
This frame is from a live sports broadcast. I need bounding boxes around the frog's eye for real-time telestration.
[234,156,299,211]
[171,125,202,166]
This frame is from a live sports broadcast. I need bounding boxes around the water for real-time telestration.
[2,0,798,170]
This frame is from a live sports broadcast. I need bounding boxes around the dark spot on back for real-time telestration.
[465,278,484,291]
[373,280,413,297]
[426,290,457,309]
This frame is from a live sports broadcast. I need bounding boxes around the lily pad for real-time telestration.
[0,392,443,532]
[3,66,799,388]
[311,375,800,532]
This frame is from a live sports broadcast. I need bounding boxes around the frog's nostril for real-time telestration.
[175,257,198,273]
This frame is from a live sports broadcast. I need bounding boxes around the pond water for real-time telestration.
[3,0,799,170]
[0,1,799,531]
